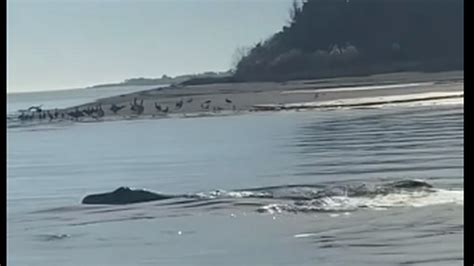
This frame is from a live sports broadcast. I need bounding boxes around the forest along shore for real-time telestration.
[13,71,464,123]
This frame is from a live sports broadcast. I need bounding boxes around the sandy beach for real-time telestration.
[38,70,463,122]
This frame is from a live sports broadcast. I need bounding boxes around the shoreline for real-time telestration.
[8,71,464,126]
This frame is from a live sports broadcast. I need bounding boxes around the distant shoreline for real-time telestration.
[8,70,463,125]
[63,70,465,117]
[86,71,233,89]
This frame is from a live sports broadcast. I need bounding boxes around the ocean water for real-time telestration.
[7,97,463,265]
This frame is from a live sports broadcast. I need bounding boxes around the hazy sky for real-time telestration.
[7,0,292,93]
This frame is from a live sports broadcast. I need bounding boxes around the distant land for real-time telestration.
[232,0,463,82]
[87,70,233,89]
[88,0,463,89]
[178,0,463,86]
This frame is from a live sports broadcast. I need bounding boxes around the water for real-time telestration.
[7,98,463,265]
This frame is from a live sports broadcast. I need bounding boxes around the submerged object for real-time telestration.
[387,179,433,189]
[82,187,174,205]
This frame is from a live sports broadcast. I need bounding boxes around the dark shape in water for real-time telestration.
[81,179,435,207]
[387,179,433,189]
[82,187,174,205]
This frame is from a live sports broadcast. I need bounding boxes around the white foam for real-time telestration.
[258,204,285,214]
[359,189,464,208]
[282,82,436,94]
[294,233,318,238]
[196,190,271,199]
[257,189,463,214]
[352,97,463,108]
[283,91,463,109]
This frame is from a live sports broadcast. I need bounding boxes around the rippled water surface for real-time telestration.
[7,103,463,266]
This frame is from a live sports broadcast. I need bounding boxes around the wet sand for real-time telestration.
[53,71,464,122]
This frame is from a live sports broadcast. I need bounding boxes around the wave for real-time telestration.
[188,179,462,213]
[78,179,463,215]
[256,188,462,214]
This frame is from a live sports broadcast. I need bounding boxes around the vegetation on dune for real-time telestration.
[233,0,463,82]
[89,71,233,88]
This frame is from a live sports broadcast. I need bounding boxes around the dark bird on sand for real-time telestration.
[225,98,232,104]
[136,103,144,115]
[68,108,84,120]
[154,102,162,112]
[96,105,105,117]
[28,105,43,112]
[82,107,94,116]
[203,100,212,104]
[186,98,193,103]
[47,110,54,121]
[110,104,125,114]
[18,112,27,121]
[130,98,144,115]
[175,99,184,109]
[162,106,169,113]
[54,109,59,119]
[201,103,210,110]
[130,98,139,111]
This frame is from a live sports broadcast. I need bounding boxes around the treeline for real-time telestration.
[89,71,233,89]
[233,0,463,81]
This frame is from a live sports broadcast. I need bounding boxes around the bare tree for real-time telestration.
[288,0,303,26]
[230,45,251,72]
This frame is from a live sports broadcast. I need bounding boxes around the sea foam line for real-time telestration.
[281,82,436,94]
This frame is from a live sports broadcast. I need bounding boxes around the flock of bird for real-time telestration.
[14,97,236,123]
[12,92,325,123]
